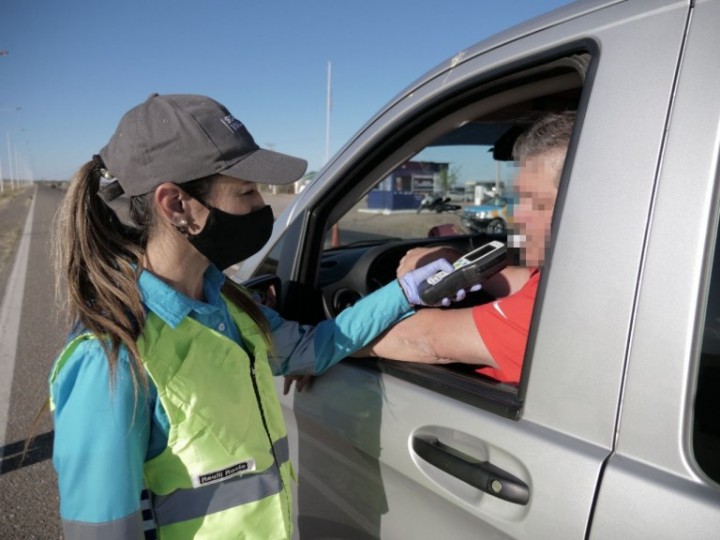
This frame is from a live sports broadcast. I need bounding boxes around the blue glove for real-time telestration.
[399,258,469,307]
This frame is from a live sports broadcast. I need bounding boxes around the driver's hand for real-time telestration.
[397,246,464,278]
[283,375,314,395]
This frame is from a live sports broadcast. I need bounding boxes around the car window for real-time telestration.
[310,53,589,409]
[326,143,517,249]
[693,222,720,483]
[252,51,591,415]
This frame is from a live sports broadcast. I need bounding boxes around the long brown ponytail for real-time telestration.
[52,160,148,394]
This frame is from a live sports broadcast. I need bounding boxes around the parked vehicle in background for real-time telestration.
[233,0,720,538]
[461,195,510,235]
[447,186,472,202]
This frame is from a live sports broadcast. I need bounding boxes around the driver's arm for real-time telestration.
[357,306,498,368]
[356,247,533,371]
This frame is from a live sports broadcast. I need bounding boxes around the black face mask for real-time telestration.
[187,204,274,270]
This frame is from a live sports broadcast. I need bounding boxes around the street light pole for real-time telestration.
[14,144,19,189]
[5,129,29,189]
[1,49,18,191]
[0,97,23,190]
[325,60,332,164]
[6,132,14,190]
[24,140,34,183]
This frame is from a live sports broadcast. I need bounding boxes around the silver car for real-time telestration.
[233,0,720,537]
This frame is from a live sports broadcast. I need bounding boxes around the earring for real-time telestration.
[173,218,188,233]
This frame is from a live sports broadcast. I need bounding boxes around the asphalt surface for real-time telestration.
[0,183,64,539]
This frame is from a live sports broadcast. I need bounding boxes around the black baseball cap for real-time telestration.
[98,93,307,201]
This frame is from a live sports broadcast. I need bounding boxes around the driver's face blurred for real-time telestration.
[513,150,562,267]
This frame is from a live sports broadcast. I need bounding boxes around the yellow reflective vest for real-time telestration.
[51,297,294,539]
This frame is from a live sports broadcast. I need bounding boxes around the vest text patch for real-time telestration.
[192,459,256,488]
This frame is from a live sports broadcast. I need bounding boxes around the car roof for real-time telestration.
[357,0,617,138]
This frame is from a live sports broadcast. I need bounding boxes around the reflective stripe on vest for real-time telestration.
[139,297,293,538]
[152,437,289,526]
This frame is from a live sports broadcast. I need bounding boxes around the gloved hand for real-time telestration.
[399,258,478,307]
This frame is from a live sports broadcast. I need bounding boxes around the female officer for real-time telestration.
[49,93,454,539]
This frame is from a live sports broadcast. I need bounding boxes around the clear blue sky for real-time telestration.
[1,0,573,181]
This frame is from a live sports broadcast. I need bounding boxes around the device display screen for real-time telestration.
[459,244,496,264]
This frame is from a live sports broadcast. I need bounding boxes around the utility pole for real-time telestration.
[326,61,341,247]
[7,132,14,190]
[0,50,15,192]
[325,61,332,163]
[14,144,18,189]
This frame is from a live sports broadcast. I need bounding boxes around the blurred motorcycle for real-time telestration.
[416,193,462,214]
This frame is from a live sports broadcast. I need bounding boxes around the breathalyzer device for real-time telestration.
[417,240,507,305]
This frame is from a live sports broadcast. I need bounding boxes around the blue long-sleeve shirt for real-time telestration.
[50,265,412,532]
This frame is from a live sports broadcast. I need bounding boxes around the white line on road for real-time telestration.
[0,187,37,446]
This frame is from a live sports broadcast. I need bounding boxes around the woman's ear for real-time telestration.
[154,183,208,234]
[154,183,187,224]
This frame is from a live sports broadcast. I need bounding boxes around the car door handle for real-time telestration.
[412,434,530,505]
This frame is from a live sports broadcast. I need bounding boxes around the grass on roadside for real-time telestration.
[0,185,32,206]
[0,225,21,278]
[0,186,33,277]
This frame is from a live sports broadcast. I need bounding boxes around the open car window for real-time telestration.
[325,141,518,250]
[254,51,592,417]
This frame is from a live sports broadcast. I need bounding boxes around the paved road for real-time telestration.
[0,184,64,539]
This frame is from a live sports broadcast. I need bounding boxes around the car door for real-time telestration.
[234,1,693,538]
[588,0,720,536]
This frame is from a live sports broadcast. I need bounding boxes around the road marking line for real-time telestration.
[0,187,36,446]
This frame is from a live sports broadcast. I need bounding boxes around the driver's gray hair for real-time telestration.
[512,111,576,179]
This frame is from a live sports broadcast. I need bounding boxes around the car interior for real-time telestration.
[250,51,590,416]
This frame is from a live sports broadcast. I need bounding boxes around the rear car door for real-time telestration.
[235,1,695,537]
[589,0,720,536]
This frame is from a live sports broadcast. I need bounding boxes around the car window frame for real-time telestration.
[267,45,597,419]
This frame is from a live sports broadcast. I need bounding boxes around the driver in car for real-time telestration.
[359,111,574,384]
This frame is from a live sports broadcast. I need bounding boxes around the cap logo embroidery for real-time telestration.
[221,114,244,133]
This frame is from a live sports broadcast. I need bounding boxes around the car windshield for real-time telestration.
[484,197,507,206]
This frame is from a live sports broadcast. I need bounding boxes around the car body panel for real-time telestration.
[285,365,611,538]
[589,0,720,535]
[233,0,720,537]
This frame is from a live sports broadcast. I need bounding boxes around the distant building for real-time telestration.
[368,160,449,211]
[375,160,449,194]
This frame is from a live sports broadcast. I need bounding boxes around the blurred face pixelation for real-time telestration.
[513,150,562,267]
